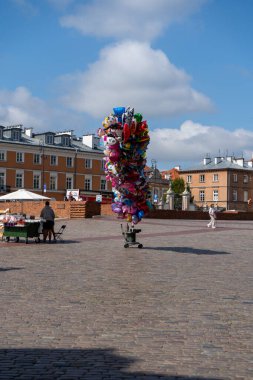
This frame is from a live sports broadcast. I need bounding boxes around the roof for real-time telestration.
[181,159,253,172]
[161,168,180,180]
[0,131,104,154]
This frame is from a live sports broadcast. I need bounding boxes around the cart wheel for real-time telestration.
[124,243,129,248]
[35,237,40,243]
[5,236,10,242]
[15,237,19,243]
[138,244,143,249]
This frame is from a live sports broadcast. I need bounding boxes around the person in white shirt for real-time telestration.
[207,204,216,229]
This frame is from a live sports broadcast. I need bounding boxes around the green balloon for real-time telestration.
[134,113,143,123]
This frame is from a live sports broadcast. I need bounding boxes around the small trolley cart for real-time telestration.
[3,221,41,244]
[121,223,143,249]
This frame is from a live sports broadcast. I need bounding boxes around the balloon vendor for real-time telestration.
[98,106,152,224]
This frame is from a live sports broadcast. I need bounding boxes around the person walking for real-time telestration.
[207,204,216,229]
[40,201,56,242]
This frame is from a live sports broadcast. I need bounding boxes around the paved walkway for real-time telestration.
[0,218,253,379]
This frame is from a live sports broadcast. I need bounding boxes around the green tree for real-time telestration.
[171,178,185,194]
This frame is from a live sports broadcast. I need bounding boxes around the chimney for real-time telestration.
[203,157,211,165]
[214,157,222,165]
[247,160,253,168]
[174,165,181,171]
[82,134,100,149]
[235,158,244,167]
[24,128,33,137]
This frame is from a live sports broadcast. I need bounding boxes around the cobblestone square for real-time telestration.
[0,217,253,379]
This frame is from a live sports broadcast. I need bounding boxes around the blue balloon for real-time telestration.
[138,210,144,219]
[113,107,125,123]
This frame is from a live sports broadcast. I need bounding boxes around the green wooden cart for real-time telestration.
[3,222,41,244]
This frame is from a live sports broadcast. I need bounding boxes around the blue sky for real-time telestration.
[1,0,253,169]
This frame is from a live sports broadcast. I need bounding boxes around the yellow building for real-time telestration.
[180,156,253,211]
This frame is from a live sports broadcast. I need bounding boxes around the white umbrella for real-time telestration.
[0,189,50,201]
[0,189,51,214]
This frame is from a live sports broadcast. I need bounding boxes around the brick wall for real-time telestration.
[101,203,253,221]
[0,201,100,219]
[3,201,253,221]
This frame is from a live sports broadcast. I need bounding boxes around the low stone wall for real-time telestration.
[101,203,253,221]
[3,201,253,221]
[146,209,253,220]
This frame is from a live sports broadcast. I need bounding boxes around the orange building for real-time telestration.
[179,156,253,211]
[0,125,112,201]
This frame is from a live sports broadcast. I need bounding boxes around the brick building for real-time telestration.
[180,155,253,211]
[0,124,112,201]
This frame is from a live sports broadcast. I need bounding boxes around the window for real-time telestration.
[62,136,70,146]
[0,150,5,161]
[0,172,5,187]
[66,157,73,167]
[243,175,249,183]
[232,189,237,201]
[244,190,248,202]
[85,178,91,191]
[66,176,73,189]
[50,155,57,166]
[233,174,238,183]
[16,173,23,188]
[100,178,106,190]
[85,159,92,169]
[50,174,57,190]
[16,152,24,163]
[199,174,205,183]
[199,190,205,202]
[187,175,192,183]
[213,174,219,182]
[12,130,20,141]
[213,190,219,202]
[101,160,105,170]
[46,135,54,144]
[33,174,41,190]
[33,154,41,164]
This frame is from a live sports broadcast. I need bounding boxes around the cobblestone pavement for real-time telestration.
[0,218,253,380]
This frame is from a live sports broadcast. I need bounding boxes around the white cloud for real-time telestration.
[59,40,212,118]
[0,86,85,132]
[148,120,253,167]
[60,0,208,41]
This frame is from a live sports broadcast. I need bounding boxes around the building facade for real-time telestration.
[180,156,253,211]
[0,125,112,201]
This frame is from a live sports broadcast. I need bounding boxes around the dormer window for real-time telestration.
[62,136,70,146]
[12,130,21,141]
[46,134,54,145]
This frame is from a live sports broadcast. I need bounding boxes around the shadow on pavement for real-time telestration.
[144,246,231,255]
[0,347,220,380]
[0,267,24,272]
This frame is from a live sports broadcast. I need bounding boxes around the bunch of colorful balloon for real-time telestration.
[98,106,152,224]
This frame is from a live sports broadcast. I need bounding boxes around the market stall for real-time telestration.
[3,219,41,244]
